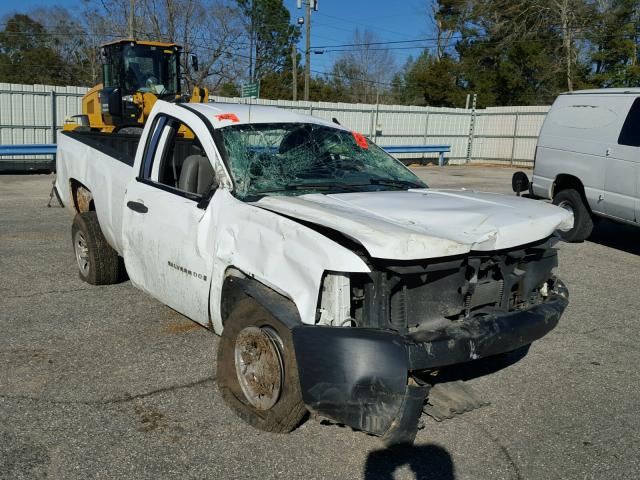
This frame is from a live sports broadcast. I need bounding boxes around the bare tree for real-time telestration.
[426,0,471,61]
[330,29,396,103]
[83,0,245,91]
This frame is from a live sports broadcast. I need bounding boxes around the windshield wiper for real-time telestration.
[254,182,362,194]
[369,178,426,189]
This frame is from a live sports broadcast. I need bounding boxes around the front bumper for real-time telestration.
[291,281,568,444]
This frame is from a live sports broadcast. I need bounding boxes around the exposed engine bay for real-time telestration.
[318,237,559,336]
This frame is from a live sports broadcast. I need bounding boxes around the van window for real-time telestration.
[618,98,640,147]
[548,104,617,129]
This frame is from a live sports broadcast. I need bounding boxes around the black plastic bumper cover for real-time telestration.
[291,283,568,442]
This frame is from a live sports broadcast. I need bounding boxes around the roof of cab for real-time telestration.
[186,102,343,129]
[562,88,640,95]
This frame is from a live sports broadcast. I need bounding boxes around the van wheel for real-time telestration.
[71,212,120,285]
[553,189,594,242]
[217,298,307,433]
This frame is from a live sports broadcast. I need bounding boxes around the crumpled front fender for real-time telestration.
[291,326,428,444]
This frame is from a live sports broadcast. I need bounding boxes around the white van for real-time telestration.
[513,88,640,242]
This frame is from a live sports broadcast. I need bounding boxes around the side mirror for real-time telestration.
[190,54,199,72]
[512,171,530,196]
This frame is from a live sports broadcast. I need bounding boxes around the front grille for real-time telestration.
[351,237,558,334]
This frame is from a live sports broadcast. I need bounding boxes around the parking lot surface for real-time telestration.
[1,166,639,479]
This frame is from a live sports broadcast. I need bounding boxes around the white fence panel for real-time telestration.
[2,83,551,169]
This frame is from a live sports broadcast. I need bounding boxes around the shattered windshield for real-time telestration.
[218,122,427,200]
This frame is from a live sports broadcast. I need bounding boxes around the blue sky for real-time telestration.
[0,0,430,75]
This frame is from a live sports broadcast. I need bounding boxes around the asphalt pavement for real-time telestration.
[1,166,639,479]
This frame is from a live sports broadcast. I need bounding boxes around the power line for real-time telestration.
[314,11,421,42]
[312,29,639,54]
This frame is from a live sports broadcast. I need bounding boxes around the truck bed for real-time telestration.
[61,131,140,167]
[55,131,140,255]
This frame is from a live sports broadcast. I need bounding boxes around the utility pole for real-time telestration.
[298,1,317,101]
[128,0,135,38]
[304,0,311,101]
[248,0,255,83]
[292,43,298,101]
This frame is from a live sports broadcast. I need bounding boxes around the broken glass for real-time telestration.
[218,123,427,200]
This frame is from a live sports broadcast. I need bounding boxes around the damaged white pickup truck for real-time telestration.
[56,100,573,444]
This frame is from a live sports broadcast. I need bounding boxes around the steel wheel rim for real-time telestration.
[234,326,284,410]
[74,230,90,276]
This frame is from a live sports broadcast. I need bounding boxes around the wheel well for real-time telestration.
[552,174,591,209]
[69,179,95,213]
[220,274,301,329]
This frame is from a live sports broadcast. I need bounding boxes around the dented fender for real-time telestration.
[208,190,369,333]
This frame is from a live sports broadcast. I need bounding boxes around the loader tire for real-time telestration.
[552,188,593,242]
[217,298,307,433]
[71,212,120,285]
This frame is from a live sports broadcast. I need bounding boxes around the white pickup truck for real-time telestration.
[56,100,573,444]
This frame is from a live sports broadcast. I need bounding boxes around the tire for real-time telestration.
[552,188,594,242]
[71,212,120,285]
[217,298,307,433]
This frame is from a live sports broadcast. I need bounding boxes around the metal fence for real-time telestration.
[209,95,550,167]
[0,82,550,169]
[0,83,85,169]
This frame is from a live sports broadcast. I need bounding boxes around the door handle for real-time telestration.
[127,201,148,213]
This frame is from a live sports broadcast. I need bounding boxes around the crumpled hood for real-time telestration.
[254,189,574,260]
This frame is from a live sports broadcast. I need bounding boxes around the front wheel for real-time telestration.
[217,298,307,433]
[552,188,594,242]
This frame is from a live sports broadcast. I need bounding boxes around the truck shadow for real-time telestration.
[588,220,640,256]
[364,444,454,480]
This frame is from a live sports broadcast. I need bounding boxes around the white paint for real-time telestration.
[255,189,573,260]
[57,99,574,335]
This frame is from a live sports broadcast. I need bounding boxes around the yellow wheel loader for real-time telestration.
[64,39,208,134]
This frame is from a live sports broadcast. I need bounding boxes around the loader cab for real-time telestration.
[99,40,182,128]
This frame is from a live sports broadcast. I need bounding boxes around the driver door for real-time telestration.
[122,111,219,325]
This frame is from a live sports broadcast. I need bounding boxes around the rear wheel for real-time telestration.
[217,298,307,433]
[71,212,120,285]
[553,188,594,242]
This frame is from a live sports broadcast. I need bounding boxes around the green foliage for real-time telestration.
[236,0,300,80]
[219,82,241,97]
[390,0,640,107]
[392,53,466,107]
[2,1,639,107]
[456,31,567,107]
[586,0,640,87]
[0,15,70,85]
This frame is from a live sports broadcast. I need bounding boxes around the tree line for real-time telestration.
[0,0,638,107]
